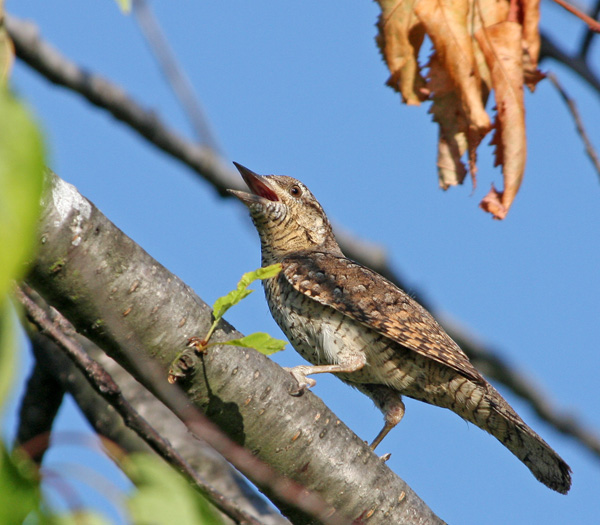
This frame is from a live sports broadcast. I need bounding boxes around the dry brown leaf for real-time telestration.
[476,21,526,219]
[521,0,545,90]
[428,0,508,189]
[479,184,507,218]
[375,0,547,219]
[437,135,468,188]
[427,53,469,188]
[470,0,509,90]
[415,0,491,136]
[376,0,428,105]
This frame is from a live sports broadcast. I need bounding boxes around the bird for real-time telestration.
[228,162,572,494]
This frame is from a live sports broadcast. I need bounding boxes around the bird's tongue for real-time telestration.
[233,162,279,201]
[247,176,279,201]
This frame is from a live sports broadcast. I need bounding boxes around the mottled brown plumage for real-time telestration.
[228,162,572,494]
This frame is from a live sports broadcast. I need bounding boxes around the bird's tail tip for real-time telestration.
[535,454,572,494]
[509,420,572,494]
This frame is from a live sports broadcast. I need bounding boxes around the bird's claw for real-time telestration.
[362,440,391,461]
[284,367,316,396]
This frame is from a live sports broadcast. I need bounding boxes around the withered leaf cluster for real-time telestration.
[376,0,544,219]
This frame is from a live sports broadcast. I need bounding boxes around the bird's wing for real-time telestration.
[280,252,485,384]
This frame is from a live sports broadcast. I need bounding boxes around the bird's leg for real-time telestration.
[370,414,404,451]
[284,354,366,396]
[370,396,405,450]
[353,384,406,450]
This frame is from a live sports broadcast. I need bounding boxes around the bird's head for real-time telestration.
[228,162,342,262]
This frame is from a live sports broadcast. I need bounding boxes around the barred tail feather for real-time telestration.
[480,389,572,494]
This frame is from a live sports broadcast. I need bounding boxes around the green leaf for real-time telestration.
[0,300,15,411]
[237,263,282,289]
[223,332,287,355]
[211,263,282,322]
[0,90,44,411]
[49,511,112,525]
[212,288,253,321]
[0,89,45,299]
[113,0,131,14]
[124,453,223,525]
[0,443,41,524]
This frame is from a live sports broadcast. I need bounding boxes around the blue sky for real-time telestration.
[5,1,600,523]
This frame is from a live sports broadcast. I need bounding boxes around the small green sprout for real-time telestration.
[168,264,286,383]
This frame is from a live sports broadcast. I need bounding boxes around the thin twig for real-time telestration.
[551,0,600,31]
[5,15,238,197]
[131,0,221,153]
[540,32,600,95]
[579,0,600,58]
[444,318,600,458]
[16,284,266,525]
[547,72,600,179]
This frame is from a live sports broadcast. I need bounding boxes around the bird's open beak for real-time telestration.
[228,162,279,204]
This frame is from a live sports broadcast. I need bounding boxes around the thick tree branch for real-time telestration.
[14,348,65,464]
[17,284,269,525]
[20,291,289,525]
[25,170,443,524]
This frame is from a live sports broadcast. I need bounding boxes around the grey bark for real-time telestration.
[24,319,287,525]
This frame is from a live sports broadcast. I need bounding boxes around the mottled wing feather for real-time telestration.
[280,252,485,384]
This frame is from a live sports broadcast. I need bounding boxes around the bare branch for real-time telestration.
[14,350,65,464]
[579,0,600,58]
[441,318,600,458]
[5,15,238,197]
[540,31,600,95]
[547,72,600,179]
[131,0,221,152]
[550,0,600,31]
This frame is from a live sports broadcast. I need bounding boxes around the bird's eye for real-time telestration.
[289,185,302,197]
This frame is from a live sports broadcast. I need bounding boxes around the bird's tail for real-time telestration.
[465,384,572,494]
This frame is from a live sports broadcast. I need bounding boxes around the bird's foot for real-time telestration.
[363,440,391,461]
[284,367,317,396]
